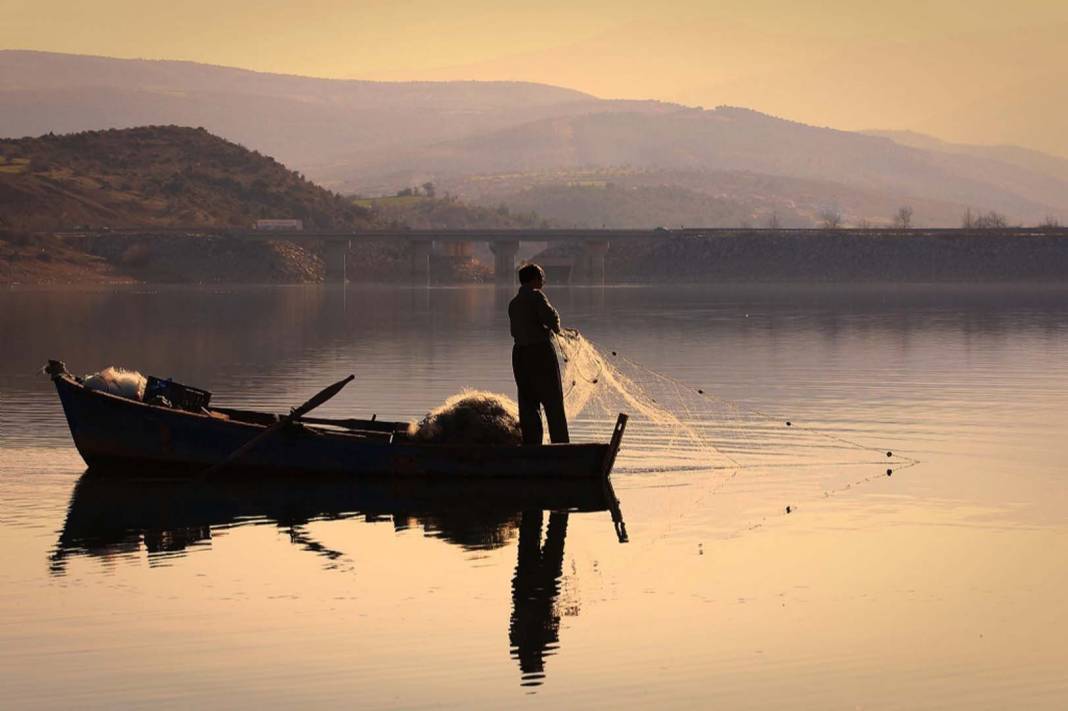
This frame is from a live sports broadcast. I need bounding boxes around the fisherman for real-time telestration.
[508,263,571,445]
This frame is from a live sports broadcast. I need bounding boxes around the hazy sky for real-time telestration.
[4,0,1067,154]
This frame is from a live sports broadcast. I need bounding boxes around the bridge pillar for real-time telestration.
[490,240,520,286]
[584,240,610,285]
[324,239,349,283]
[409,239,433,286]
[442,240,473,258]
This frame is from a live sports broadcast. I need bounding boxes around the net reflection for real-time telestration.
[50,469,625,686]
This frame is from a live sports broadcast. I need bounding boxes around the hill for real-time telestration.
[0,125,368,230]
[455,168,976,229]
[356,193,547,230]
[864,130,1068,185]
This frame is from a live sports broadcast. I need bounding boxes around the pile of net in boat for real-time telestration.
[408,390,523,445]
[77,366,212,412]
[82,367,147,401]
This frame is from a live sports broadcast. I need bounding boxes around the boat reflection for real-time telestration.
[51,468,627,686]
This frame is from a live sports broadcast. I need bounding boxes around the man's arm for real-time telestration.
[535,290,562,334]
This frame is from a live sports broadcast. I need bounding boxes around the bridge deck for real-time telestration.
[53,227,1068,243]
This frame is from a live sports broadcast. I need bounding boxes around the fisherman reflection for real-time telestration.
[509,510,570,685]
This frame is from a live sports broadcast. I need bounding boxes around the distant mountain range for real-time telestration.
[3,50,1066,227]
[0,50,659,168]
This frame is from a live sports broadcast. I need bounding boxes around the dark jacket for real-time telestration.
[508,286,561,346]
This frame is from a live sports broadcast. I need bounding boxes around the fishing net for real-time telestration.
[557,333,737,473]
[555,332,916,482]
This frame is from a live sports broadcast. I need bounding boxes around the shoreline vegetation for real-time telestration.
[2,126,1066,285]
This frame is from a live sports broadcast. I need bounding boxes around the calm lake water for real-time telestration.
[1,284,1066,709]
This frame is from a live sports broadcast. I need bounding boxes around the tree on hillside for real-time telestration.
[1039,215,1062,228]
[962,209,1008,229]
[978,212,1008,229]
[819,207,843,229]
[893,206,913,229]
[422,182,436,198]
[766,212,781,229]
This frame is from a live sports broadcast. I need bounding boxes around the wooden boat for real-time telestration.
[47,362,628,478]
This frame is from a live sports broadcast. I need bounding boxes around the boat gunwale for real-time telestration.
[52,372,614,454]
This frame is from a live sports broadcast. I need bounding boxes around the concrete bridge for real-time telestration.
[230,227,649,284]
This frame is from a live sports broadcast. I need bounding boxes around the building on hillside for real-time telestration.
[254,219,303,231]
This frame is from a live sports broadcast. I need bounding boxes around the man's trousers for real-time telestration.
[511,341,570,445]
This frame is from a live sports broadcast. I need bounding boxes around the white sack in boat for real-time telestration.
[409,390,522,445]
[83,366,147,401]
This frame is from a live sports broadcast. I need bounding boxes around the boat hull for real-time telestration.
[52,374,618,478]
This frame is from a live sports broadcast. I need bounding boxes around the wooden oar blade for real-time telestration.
[293,374,355,417]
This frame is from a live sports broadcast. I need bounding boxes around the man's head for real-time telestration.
[517,263,545,288]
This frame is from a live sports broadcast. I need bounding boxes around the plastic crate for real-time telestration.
[145,376,212,412]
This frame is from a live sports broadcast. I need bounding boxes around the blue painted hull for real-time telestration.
[52,374,618,478]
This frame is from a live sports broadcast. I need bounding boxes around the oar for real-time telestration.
[602,474,629,544]
[601,414,629,543]
[201,374,355,478]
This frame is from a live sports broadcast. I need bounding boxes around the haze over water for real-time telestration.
[1,284,1066,709]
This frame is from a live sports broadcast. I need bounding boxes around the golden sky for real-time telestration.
[4,0,1067,154]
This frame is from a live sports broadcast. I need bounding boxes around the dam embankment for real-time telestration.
[594,230,1068,283]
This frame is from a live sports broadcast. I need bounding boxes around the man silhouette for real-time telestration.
[508,264,570,445]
